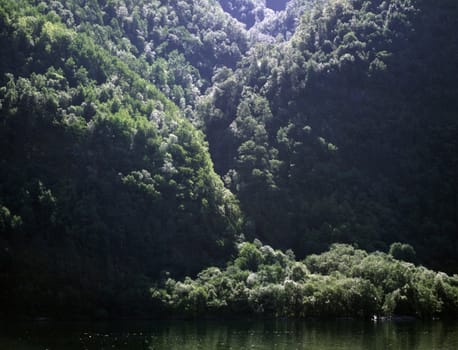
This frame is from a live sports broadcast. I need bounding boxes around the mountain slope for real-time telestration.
[199,0,458,271]
[0,0,457,319]
[0,0,241,318]
[32,0,249,112]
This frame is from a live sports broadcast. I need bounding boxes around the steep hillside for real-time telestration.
[199,0,458,271]
[0,0,241,318]
[0,0,457,319]
[32,0,249,112]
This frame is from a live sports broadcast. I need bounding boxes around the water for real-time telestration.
[1,319,458,350]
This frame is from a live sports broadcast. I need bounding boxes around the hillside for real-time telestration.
[0,0,457,319]
[0,0,241,318]
[200,0,458,271]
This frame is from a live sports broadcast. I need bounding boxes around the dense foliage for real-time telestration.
[199,0,458,271]
[0,0,241,318]
[31,0,249,111]
[154,241,458,319]
[0,0,457,319]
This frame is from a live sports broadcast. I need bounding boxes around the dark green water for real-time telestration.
[1,319,458,350]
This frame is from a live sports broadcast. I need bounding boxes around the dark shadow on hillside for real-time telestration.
[266,0,288,11]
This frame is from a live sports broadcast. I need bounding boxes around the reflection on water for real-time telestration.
[1,318,458,350]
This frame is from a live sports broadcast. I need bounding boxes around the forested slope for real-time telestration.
[31,0,249,111]
[0,0,241,318]
[200,0,458,271]
[0,0,457,319]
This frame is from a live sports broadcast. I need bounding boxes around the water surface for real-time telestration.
[1,319,457,349]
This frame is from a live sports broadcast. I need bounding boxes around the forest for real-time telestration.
[0,0,457,319]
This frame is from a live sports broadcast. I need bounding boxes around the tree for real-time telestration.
[389,243,417,263]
